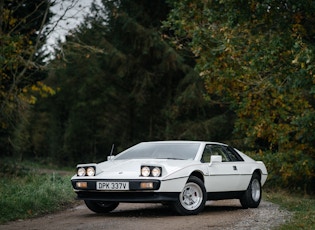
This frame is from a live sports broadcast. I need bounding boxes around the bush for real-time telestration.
[248,150,315,193]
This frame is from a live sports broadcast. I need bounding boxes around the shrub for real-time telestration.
[248,150,315,193]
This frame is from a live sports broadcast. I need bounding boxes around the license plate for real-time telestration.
[96,181,129,190]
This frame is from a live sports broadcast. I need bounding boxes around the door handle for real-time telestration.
[233,166,237,170]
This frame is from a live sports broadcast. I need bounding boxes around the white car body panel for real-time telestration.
[158,177,189,192]
[206,161,243,192]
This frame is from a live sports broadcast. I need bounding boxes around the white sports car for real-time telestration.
[71,141,268,215]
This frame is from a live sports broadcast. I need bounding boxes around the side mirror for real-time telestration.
[107,155,115,161]
[209,155,222,166]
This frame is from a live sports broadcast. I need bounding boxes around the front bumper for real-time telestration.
[71,179,161,190]
[71,179,179,202]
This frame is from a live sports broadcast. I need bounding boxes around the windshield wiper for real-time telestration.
[156,157,184,160]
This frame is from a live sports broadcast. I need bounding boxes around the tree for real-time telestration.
[26,0,231,164]
[0,0,87,158]
[0,0,55,157]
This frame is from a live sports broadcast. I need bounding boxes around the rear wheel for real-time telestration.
[172,176,206,215]
[240,173,261,208]
[84,200,119,213]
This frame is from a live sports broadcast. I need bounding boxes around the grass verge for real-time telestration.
[0,160,76,224]
[264,190,315,229]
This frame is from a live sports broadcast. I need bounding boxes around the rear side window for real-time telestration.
[223,146,244,161]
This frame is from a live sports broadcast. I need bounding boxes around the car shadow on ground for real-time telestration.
[80,201,242,218]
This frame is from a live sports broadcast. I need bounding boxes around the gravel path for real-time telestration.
[223,200,291,230]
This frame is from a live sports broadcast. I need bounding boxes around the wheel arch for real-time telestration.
[189,171,204,183]
[253,169,262,180]
[252,168,268,186]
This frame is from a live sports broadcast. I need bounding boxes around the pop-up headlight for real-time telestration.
[77,167,86,176]
[141,166,151,177]
[86,167,95,176]
[141,166,162,177]
[151,167,161,177]
[76,164,96,177]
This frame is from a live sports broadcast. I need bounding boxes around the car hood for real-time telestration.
[91,159,197,180]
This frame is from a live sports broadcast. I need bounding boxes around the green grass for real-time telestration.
[0,160,76,224]
[265,190,315,230]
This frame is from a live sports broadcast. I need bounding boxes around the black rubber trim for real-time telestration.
[72,179,161,191]
[76,191,179,202]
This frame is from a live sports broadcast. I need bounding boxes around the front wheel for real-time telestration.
[172,176,206,215]
[240,173,261,208]
[84,200,119,213]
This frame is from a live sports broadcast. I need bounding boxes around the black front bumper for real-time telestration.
[75,191,179,202]
[72,179,179,202]
[71,179,161,191]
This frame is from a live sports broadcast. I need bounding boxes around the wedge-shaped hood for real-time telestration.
[91,159,197,180]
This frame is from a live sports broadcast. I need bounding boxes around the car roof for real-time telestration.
[140,140,228,146]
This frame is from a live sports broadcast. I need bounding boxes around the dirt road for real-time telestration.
[0,199,290,230]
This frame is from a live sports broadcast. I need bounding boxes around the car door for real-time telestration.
[203,145,242,192]
[223,146,252,190]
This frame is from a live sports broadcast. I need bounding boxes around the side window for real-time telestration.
[201,145,212,163]
[202,145,244,162]
[222,146,244,162]
[211,146,229,162]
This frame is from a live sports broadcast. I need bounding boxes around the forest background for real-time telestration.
[1,0,315,193]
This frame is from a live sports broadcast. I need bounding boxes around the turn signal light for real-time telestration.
[76,182,88,188]
[140,182,154,189]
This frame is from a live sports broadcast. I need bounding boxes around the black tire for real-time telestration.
[172,176,206,215]
[84,200,119,213]
[240,173,262,208]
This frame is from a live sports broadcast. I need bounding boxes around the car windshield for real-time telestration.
[114,142,201,160]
